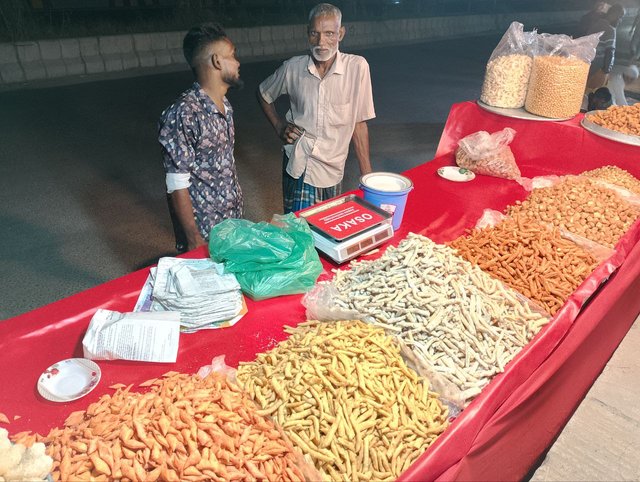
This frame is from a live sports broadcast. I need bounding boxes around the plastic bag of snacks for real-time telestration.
[455,128,521,180]
[524,32,601,118]
[480,22,537,108]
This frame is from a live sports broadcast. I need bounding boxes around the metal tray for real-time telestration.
[581,112,640,147]
[477,99,575,122]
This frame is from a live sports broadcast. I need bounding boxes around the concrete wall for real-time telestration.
[0,10,580,88]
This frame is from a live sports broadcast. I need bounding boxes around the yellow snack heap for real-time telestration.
[237,320,449,482]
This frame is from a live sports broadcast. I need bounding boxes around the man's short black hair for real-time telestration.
[183,23,227,70]
[588,87,613,111]
[607,4,626,23]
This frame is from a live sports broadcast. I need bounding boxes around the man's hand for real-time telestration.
[186,233,206,251]
[170,189,206,253]
[279,122,305,144]
[257,89,305,145]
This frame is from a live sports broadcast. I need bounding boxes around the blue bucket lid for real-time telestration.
[360,172,413,192]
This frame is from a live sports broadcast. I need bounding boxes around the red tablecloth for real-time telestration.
[1,101,639,481]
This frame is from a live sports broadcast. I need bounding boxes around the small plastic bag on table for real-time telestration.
[455,127,521,180]
[480,21,537,108]
[208,213,323,300]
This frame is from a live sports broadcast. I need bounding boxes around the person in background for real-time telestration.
[630,9,640,60]
[257,3,375,213]
[158,23,244,252]
[587,87,613,111]
[607,64,639,105]
[577,0,611,37]
[584,4,626,90]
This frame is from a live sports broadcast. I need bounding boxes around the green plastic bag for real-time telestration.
[208,214,323,300]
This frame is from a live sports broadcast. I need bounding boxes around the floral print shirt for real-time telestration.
[159,82,243,239]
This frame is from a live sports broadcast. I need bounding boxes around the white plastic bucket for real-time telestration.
[359,172,413,230]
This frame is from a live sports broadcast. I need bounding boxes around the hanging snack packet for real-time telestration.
[455,128,521,180]
[480,22,537,109]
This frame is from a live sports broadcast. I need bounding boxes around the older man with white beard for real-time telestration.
[257,3,376,213]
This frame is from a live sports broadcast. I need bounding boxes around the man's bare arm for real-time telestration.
[256,89,303,144]
[351,121,372,175]
[169,188,205,251]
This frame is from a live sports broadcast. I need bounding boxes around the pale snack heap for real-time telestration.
[328,235,549,401]
[581,165,640,196]
[481,54,533,108]
[0,429,52,482]
[525,55,589,118]
[507,176,640,248]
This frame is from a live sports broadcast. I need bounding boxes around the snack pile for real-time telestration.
[449,213,598,315]
[481,54,532,108]
[0,428,52,482]
[582,165,640,195]
[524,55,590,118]
[586,104,640,137]
[17,373,308,482]
[506,176,640,248]
[238,320,449,482]
[327,235,549,401]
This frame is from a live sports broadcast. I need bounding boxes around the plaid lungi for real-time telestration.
[282,153,341,213]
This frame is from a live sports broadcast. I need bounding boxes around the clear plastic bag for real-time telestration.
[525,32,601,118]
[197,354,238,382]
[480,22,537,108]
[209,214,323,300]
[455,128,521,180]
[536,31,602,63]
[302,282,363,321]
[396,338,465,414]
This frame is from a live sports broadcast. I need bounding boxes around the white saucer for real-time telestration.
[437,166,476,182]
[37,358,101,402]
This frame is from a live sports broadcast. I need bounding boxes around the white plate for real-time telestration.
[477,99,575,122]
[437,166,476,182]
[581,112,640,147]
[37,358,101,402]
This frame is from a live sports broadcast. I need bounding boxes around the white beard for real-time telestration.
[310,45,337,62]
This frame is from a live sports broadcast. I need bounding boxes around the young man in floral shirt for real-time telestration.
[159,23,244,251]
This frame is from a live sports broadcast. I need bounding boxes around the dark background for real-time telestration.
[3,0,592,41]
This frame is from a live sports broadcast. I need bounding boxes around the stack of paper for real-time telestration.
[135,258,246,332]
